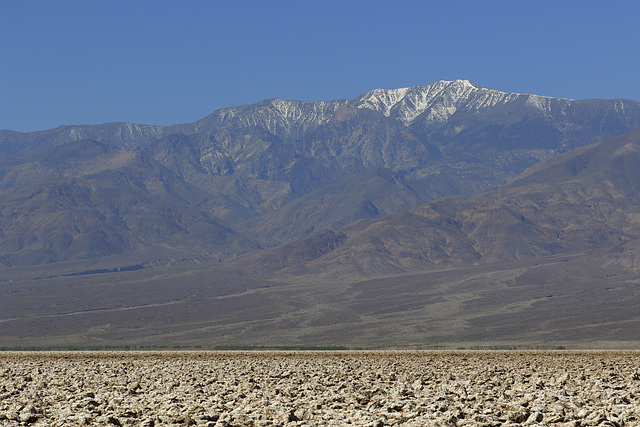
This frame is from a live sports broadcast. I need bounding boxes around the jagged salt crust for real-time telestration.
[1,351,639,426]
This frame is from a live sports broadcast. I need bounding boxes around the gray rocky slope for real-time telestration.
[1,80,640,267]
[230,128,640,280]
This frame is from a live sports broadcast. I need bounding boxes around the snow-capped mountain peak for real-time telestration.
[202,80,580,136]
[353,79,491,124]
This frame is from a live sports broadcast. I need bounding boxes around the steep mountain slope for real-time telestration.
[0,139,137,189]
[0,140,259,267]
[234,168,428,244]
[229,129,640,279]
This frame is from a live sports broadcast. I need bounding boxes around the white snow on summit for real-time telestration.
[352,79,565,125]
[354,80,494,124]
[208,80,578,135]
[355,87,411,117]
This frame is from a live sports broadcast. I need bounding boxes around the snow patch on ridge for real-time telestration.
[226,98,348,135]
[208,80,578,134]
[353,79,573,125]
[354,80,489,124]
[355,87,411,117]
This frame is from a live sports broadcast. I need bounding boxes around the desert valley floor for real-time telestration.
[1,351,639,426]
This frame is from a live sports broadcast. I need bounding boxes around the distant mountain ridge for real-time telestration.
[5,79,639,153]
[2,80,640,268]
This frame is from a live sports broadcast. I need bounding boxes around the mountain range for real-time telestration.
[2,80,640,348]
[2,79,640,267]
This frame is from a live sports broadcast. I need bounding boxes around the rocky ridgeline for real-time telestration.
[1,351,639,426]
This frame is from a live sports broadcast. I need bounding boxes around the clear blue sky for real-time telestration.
[2,0,639,132]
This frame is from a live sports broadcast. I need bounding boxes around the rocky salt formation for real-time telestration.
[0,351,639,426]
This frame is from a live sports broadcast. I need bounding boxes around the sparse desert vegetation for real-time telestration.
[1,351,639,426]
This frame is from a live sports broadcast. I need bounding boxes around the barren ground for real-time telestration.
[3,254,640,349]
[1,351,639,426]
